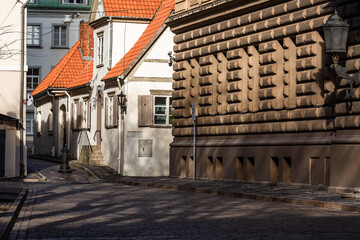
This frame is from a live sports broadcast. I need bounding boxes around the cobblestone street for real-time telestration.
[5,159,360,239]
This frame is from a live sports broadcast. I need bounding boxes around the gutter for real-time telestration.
[20,0,31,177]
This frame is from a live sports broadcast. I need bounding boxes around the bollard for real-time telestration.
[58,144,72,173]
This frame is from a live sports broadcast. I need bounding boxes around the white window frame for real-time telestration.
[36,111,41,134]
[73,102,78,129]
[26,112,34,135]
[26,67,40,91]
[27,24,41,47]
[82,101,88,128]
[62,0,88,5]
[52,25,68,48]
[154,96,172,126]
[107,96,114,126]
[97,33,104,66]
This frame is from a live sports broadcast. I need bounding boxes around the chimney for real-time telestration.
[79,21,94,58]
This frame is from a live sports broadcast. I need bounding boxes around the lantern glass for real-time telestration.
[117,92,126,107]
[323,10,349,54]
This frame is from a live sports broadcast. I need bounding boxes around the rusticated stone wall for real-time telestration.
[168,0,360,189]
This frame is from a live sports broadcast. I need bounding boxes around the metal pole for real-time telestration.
[193,119,196,180]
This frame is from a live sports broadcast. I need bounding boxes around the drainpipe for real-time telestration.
[107,16,113,70]
[20,0,31,177]
[116,76,122,174]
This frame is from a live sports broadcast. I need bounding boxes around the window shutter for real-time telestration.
[105,97,108,127]
[138,95,153,127]
[113,96,118,127]
[87,102,91,129]
[77,102,82,129]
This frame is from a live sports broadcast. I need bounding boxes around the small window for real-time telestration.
[72,102,78,129]
[62,0,88,4]
[82,101,89,129]
[36,111,41,134]
[154,96,172,125]
[27,25,40,47]
[26,112,34,135]
[27,68,40,91]
[53,25,67,48]
[48,110,53,132]
[105,95,118,128]
[97,33,104,66]
[29,0,36,4]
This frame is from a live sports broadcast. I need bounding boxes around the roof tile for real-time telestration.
[103,0,163,18]
[103,0,174,80]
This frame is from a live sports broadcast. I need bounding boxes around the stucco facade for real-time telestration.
[0,0,28,177]
[167,0,360,189]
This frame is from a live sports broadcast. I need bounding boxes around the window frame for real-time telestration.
[105,94,118,128]
[97,32,104,67]
[26,67,40,91]
[153,95,172,126]
[61,0,88,5]
[27,24,41,47]
[26,112,34,135]
[52,24,68,48]
[36,111,41,134]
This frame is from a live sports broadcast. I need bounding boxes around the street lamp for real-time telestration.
[117,91,127,113]
[323,10,360,99]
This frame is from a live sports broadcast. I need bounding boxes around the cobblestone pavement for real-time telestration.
[3,158,360,239]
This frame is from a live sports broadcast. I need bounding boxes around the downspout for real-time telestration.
[116,77,122,174]
[107,16,113,70]
[20,0,31,177]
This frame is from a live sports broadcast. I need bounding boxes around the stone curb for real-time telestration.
[0,189,29,240]
[69,162,101,180]
[48,162,360,213]
[115,180,360,213]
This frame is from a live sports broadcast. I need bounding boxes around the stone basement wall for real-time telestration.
[168,0,360,189]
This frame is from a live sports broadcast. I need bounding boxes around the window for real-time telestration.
[29,0,36,3]
[27,25,40,46]
[154,96,172,125]
[53,25,67,48]
[97,33,104,66]
[82,100,91,129]
[72,102,78,129]
[105,95,118,128]
[26,112,34,135]
[48,110,53,132]
[62,0,88,4]
[36,111,41,134]
[27,68,40,91]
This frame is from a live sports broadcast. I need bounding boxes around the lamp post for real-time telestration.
[117,90,127,174]
[323,10,360,99]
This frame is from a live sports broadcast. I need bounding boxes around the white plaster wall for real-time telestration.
[5,130,16,178]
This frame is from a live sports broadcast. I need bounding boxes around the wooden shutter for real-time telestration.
[138,95,153,127]
[87,102,91,129]
[113,96,118,127]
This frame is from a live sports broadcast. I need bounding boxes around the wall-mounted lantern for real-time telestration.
[323,10,360,99]
[117,91,127,114]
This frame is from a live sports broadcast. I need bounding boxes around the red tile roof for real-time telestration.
[67,59,94,89]
[103,0,174,80]
[103,0,163,18]
[32,41,92,96]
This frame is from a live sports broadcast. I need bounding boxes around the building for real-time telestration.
[26,0,92,151]
[0,0,29,177]
[167,0,360,190]
[32,0,175,177]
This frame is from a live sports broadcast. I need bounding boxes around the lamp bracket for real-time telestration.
[331,62,360,99]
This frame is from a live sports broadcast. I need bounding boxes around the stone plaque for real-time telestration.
[138,139,153,157]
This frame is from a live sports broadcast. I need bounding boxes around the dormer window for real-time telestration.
[62,0,88,5]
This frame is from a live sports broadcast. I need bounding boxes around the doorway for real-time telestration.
[96,93,102,148]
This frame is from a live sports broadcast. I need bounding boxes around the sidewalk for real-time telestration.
[31,155,360,213]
